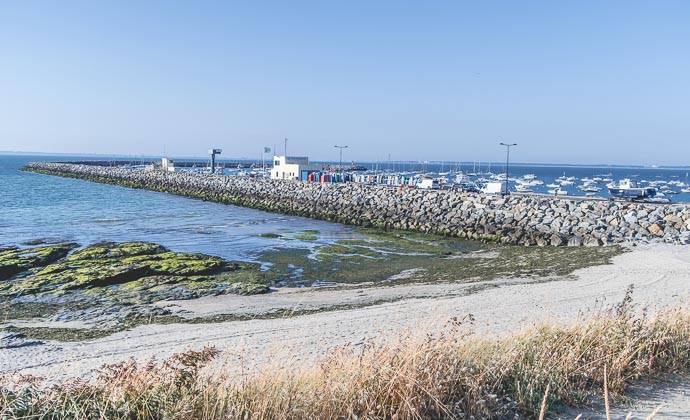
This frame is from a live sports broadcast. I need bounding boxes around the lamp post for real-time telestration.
[499,142,517,195]
[334,145,348,182]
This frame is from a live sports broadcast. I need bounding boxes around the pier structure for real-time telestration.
[23,162,690,247]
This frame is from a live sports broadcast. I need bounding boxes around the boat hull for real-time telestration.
[607,187,656,199]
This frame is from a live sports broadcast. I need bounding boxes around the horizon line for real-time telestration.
[2,150,690,170]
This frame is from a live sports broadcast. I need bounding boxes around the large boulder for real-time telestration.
[648,223,664,236]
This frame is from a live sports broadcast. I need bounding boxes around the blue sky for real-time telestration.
[1,1,689,165]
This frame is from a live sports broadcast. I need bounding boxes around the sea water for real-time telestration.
[3,154,689,259]
[0,154,359,261]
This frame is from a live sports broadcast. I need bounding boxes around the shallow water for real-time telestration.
[0,154,623,292]
[0,154,362,262]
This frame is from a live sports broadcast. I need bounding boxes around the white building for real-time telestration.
[161,157,175,172]
[481,181,507,194]
[270,155,321,180]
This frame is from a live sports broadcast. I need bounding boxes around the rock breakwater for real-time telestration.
[23,162,690,246]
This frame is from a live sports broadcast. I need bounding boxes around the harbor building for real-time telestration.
[270,155,321,181]
[161,157,175,172]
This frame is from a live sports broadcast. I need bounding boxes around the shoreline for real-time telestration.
[3,242,688,380]
[7,162,690,416]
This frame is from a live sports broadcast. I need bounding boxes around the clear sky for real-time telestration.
[1,1,689,165]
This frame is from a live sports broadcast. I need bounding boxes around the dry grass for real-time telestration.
[2,287,689,419]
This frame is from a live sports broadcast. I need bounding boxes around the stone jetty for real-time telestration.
[23,162,690,246]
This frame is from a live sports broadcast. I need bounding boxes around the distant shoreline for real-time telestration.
[3,151,690,169]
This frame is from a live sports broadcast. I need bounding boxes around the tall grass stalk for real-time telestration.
[2,294,689,419]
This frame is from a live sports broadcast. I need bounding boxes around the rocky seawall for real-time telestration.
[22,162,690,246]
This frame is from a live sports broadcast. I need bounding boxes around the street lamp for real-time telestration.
[499,142,517,195]
[334,145,348,182]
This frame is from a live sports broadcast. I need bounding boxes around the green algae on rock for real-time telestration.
[259,233,283,239]
[293,233,318,241]
[0,243,78,281]
[1,242,270,300]
[66,241,166,261]
[0,233,629,342]
[255,228,626,287]
[0,242,273,340]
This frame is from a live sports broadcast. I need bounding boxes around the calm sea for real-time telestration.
[0,154,358,260]
[2,155,689,258]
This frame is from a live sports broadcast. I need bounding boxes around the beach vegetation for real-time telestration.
[1,292,687,418]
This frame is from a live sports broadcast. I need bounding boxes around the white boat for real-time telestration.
[455,172,470,183]
[578,185,601,193]
[548,188,568,195]
[437,177,451,187]
[546,183,559,188]
[607,179,656,199]
[519,176,542,186]
[515,185,532,193]
[557,175,576,182]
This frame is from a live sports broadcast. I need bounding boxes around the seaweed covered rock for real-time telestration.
[1,242,271,302]
[96,263,272,303]
[66,241,166,261]
[0,243,78,281]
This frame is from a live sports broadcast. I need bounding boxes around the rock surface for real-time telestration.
[0,243,78,281]
[1,241,270,303]
[23,162,690,246]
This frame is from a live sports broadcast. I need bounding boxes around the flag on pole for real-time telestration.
[264,147,271,153]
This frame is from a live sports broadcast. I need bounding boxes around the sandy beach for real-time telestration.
[3,243,690,416]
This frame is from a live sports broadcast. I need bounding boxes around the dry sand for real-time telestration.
[2,243,690,417]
